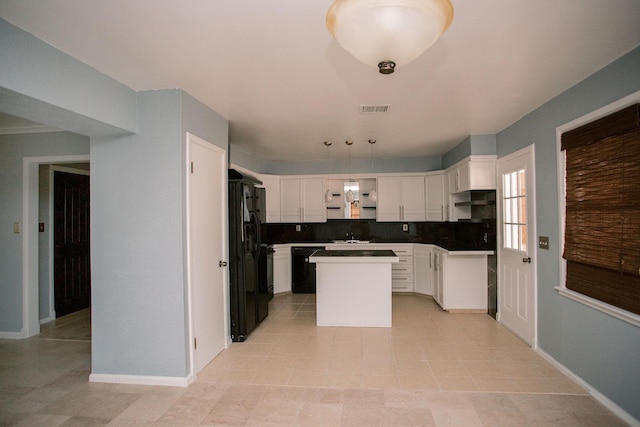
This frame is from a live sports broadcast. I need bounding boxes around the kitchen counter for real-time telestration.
[309,249,398,327]
[309,249,398,262]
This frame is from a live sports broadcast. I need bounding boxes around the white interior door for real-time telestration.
[187,133,228,374]
[497,145,537,346]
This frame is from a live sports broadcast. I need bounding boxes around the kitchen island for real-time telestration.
[309,249,399,327]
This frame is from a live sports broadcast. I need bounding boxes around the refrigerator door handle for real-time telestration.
[250,212,260,256]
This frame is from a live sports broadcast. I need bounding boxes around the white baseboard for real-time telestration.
[535,347,640,427]
[0,330,27,339]
[89,372,195,388]
[89,374,194,387]
[39,316,54,324]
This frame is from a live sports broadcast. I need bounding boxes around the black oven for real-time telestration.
[291,246,325,293]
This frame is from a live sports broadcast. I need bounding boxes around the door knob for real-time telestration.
[219,261,228,267]
[522,257,531,264]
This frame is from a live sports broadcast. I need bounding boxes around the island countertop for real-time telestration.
[309,249,399,263]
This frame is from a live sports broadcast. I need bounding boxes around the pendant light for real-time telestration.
[326,0,454,74]
[368,139,378,202]
[324,141,334,202]
[345,140,355,203]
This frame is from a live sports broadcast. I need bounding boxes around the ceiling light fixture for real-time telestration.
[326,0,454,75]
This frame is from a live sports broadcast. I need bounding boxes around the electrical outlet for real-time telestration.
[296,224,301,232]
[13,222,20,234]
[539,236,549,250]
[402,223,408,232]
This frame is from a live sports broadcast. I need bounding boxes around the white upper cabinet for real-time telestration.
[258,174,281,223]
[376,176,426,222]
[425,172,447,221]
[447,155,497,194]
[280,178,326,222]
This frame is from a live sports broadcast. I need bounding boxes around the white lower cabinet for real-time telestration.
[432,248,489,312]
[326,243,414,293]
[413,244,433,295]
[276,242,488,310]
[377,244,414,292]
[273,244,291,294]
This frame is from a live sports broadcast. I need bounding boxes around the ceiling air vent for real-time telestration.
[360,104,390,114]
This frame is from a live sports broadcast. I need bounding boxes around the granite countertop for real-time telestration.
[311,249,397,257]
[309,249,400,263]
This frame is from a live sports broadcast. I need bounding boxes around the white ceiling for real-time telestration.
[1,1,639,161]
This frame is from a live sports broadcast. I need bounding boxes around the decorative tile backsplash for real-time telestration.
[264,219,495,251]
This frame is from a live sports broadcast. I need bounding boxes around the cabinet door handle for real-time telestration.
[219,261,228,267]
[429,252,432,268]
[522,257,531,264]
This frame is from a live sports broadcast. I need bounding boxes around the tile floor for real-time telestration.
[0,294,629,426]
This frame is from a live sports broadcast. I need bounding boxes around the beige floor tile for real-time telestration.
[295,402,342,426]
[287,373,326,387]
[363,374,401,389]
[156,396,213,425]
[116,394,178,422]
[398,375,440,390]
[325,374,363,388]
[429,360,469,377]
[1,295,620,426]
[436,376,479,391]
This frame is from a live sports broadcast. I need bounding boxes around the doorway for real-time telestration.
[23,155,90,338]
[186,133,228,375]
[497,145,537,346]
[53,169,91,318]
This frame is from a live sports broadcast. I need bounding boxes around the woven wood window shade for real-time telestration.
[561,104,640,315]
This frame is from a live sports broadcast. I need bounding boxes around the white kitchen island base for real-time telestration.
[310,250,398,328]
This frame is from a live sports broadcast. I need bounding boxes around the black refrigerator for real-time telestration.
[228,169,271,342]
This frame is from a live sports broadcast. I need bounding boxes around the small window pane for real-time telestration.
[502,168,527,253]
[504,174,511,198]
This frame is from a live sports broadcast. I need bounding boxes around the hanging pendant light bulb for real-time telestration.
[324,140,334,202]
[345,140,355,203]
[346,187,355,203]
[367,139,378,201]
[326,0,454,74]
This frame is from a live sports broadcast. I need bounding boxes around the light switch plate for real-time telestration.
[13,222,21,234]
[539,236,549,250]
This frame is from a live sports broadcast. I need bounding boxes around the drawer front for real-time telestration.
[392,274,414,292]
[392,261,413,276]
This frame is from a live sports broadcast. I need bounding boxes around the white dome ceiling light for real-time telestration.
[326,0,454,74]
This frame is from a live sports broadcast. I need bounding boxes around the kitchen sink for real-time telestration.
[332,239,370,244]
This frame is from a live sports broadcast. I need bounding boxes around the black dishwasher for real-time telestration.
[291,246,325,293]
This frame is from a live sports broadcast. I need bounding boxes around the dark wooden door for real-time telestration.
[54,171,91,317]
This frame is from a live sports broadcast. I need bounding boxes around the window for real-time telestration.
[560,104,640,318]
[503,169,527,252]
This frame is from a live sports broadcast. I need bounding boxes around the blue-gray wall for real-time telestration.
[230,143,444,174]
[0,132,90,332]
[0,18,136,137]
[442,134,497,168]
[90,90,189,377]
[497,46,640,420]
[1,18,229,379]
